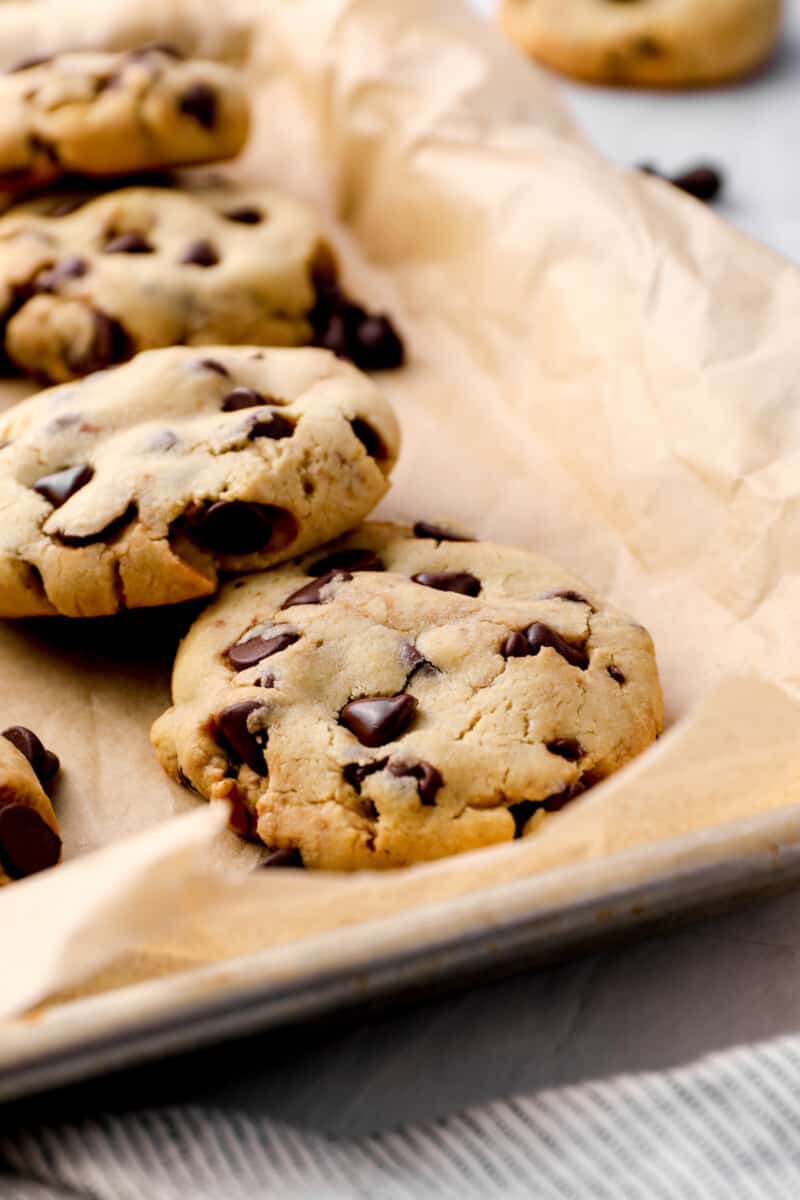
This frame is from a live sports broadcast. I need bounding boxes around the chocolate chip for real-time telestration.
[248,413,294,441]
[281,570,352,609]
[193,501,282,556]
[526,623,589,670]
[148,430,178,452]
[2,726,60,787]
[57,502,136,547]
[308,548,384,576]
[412,522,475,543]
[352,315,405,371]
[198,358,231,377]
[34,256,89,292]
[388,759,443,806]
[222,387,265,411]
[217,701,269,776]
[544,782,584,813]
[502,632,530,659]
[261,847,304,868]
[402,643,439,684]
[177,767,196,792]
[33,463,93,508]
[608,665,626,685]
[350,418,388,462]
[339,695,417,748]
[671,165,723,202]
[546,590,592,607]
[8,55,52,73]
[224,206,263,225]
[178,82,217,129]
[508,800,543,839]
[412,572,481,598]
[181,239,219,267]
[258,674,276,689]
[344,758,388,794]
[546,738,584,762]
[0,804,61,879]
[104,233,154,254]
[66,310,131,376]
[228,631,299,670]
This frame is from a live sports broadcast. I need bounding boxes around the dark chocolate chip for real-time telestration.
[181,239,219,267]
[544,782,584,813]
[388,759,443,806]
[412,571,481,598]
[148,430,179,452]
[57,502,136,547]
[192,501,280,556]
[34,256,89,292]
[261,847,304,869]
[671,165,723,203]
[308,548,384,576]
[546,738,585,762]
[224,206,263,225]
[222,387,265,411]
[228,631,299,670]
[104,233,154,254]
[352,315,405,371]
[8,55,53,73]
[66,310,131,376]
[412,522,475,543]
[33,463,93,508]
[502,632,530,659]
[178,82,217,129]
[248,413,294,441]
[0,804,61,879]
[198,358,231,377]
[258,674,276,689]
[339,694,417,748]
[281,570,353,609]
[508,800,543,839]
[546,590,592,607]
[402,643,439,684]
[2,726,60,787]
[526,623,589,670]
[608,665,626,685]
[343,758,388,794]
[350,418,387,461]
[217,701,269,776]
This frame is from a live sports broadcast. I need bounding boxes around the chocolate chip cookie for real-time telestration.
[0,46,249,197]
[0,183,405,383]
[0,725,61,885]
[0,347,399,618]
[501,0,781,87]
[152,522,663,870]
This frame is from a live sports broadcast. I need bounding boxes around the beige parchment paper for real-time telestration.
[3,0,800,1031]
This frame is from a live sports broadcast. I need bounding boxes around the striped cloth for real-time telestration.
[4,1036,800,1198]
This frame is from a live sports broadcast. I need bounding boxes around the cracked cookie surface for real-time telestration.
[0,46,249,196]
[0,184,341,383]
[0,346,399,617]
[152,522,663,870]
[0,725,61,886]
[501,0,781,87]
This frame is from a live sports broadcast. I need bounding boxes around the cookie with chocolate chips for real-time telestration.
[501,0,781,87]
[0,346,399,617]
[152,522,662,870]
[0,726,61,885]
[0,46,249,198]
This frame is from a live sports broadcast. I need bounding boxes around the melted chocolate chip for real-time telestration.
[412,522,475,543]
[34,256,89,292]
[544,782,584,813]
[526,623,589,670]
[388,759,443,806]
[508,800,543,839]
[66,310,131,376]
[339,695,417,748]
[198,358,231,377]
[608,665,626,685]
[412,571,481,598]
[248,413,294,441]
[546,590,592,607]
[2,726,59,787]
[261,847,304,869]
[344,758,388,794]
[178,82,217,129]
[192,501,282,556]
[502,632,530,659]
[217,701,269,776]
[546,738,584,762]
[222,387,266,411]
[104,233,154,254]
[402,644,439,684]
[308,548,384,576]
[228,631,299,670]
[181,239,219,267]
[350,418,387,461]
[33,463,93,508]
[0,804,61,879]
[224,206,263,225]
[281,570,352,609]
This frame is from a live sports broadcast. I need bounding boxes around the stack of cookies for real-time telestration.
[0,42,663,882]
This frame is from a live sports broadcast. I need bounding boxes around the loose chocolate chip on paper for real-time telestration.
[388,759,443,806]
[104,233,154,254]
[193,501,279,556]
[412,571,481,598]
[340,695,418,748]
[222,387,266,411]
[181,239,219,267]
[608,665,626,685]
[248,413,294,441]
[224,206,263,225]
[344,758,388,794]
[526,623,589,670]
[178,82,217,129]
[281,570,353,609]
[228,631,299,670]
[33,463,93,508]
[412,522,475,544]
[0,804,61,879]
[261,847,304,869]
[308,548,384,576]
[217,700,269,776]
[2,726,60,786]
[546,738,585,762]
[671,165,723,202]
